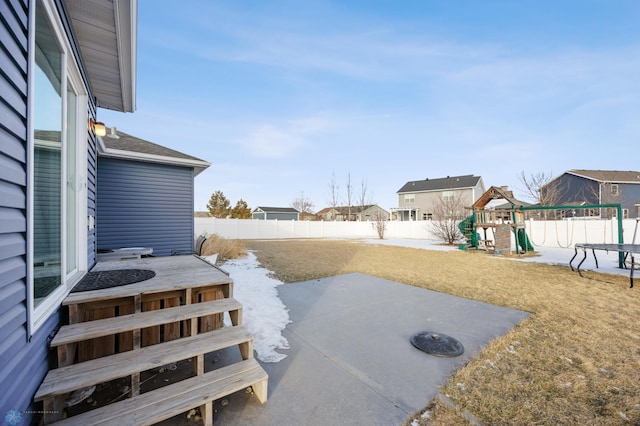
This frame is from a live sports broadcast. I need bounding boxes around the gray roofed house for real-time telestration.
[317,205,390,221]
[252,207,300,220]
[397,174,484,194]
[542,169,640,218]
[393,174,485,221]
[97,129,211,256]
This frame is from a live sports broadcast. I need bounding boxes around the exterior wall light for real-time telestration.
[89,118,107,137]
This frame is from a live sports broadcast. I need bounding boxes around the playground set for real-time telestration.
[459,186,640,286]
[458,186,533,255]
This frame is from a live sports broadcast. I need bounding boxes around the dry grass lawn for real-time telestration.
[244,239,640,425]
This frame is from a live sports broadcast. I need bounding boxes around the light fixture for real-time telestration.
[106,126,120,139]
[89,118,106,137]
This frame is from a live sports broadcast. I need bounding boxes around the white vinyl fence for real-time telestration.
[195,217,640,249]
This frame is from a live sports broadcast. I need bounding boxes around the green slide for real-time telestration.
[517,228,534,252]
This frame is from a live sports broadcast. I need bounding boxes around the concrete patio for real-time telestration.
[203,272,528,426]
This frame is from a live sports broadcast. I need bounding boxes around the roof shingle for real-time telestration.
[397,174,482,193]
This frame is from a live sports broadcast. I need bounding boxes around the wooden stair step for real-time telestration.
[51,298,243,347]
[35,326,253,402]
[51,358,268,426]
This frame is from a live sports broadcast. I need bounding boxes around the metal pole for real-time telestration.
[518,203,624,268]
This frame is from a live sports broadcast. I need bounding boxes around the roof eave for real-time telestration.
[97,138,211,175]
[66,0,137,112]
[113,0,137,112]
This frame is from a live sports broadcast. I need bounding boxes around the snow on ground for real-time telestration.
[204,252,291,363]
[210,239,631,363]
[362,238,630,278]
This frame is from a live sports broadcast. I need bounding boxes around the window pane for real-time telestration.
[33,1,63,305]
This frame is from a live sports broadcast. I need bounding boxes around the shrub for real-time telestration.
[197,234,246,263]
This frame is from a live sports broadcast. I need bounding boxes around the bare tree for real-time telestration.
[371,210,387,239]
[327,171,340,209]
[518,171,563,206]
[291,191,315,214]
[430,192,467,244]
[344,172,353,221]
[357,178,373,221]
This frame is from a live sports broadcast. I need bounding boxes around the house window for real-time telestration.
[442,191,454,201]
[611,184,619,196]
[404,194,415,203]
[623,209,629,219]
[30,0,88,331]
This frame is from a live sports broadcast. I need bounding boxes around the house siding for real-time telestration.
[87,104,98,267]
[552,173,640,218]
[398,187,478,220]
[97,158,195,256]
[253,212,298,220]
[0,0,98,421]
[0,0,48,421]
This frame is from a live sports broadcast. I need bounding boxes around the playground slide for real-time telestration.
[458,215,478,248]
[517,229,534,252]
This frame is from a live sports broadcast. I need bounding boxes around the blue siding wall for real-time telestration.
[266,212,298,220]
[97,158,195,256]
[0,0,50,422]
[0,0,98,422]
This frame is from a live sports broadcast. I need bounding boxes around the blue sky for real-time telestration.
[99,0,640,213]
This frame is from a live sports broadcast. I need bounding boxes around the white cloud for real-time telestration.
[240,115,341,158]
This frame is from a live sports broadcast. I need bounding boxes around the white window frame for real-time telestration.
[442,190,455,201]
[611,184,619,196]
[28,0,88,334]
[404,194,415,203]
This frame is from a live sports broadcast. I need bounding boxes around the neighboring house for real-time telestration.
[317,205,390,221]
[299,211,320,221]
[252,207,300,220]
[97,130,211,256]
[0,0,137,422]
[393,175,485,221]
[542,170,640,218]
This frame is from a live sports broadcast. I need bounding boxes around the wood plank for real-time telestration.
[62,256,233,306]
[163,296,182,341]
[117,301,135,352]
[50,358,268,426]
[141,290,183,303]
[35,326,254,401]
[51,299,243,347]
[141,300,161,346]
[197,288,224,332]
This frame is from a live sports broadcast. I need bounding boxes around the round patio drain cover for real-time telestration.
[410,331,464,357]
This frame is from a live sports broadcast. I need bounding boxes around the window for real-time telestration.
[442,191,454,201]
[404,194,415,203]
[611,184,619,196]
[30,0,88,331]
[623,209,629,219]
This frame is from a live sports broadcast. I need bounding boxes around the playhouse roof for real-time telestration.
[473,186,524,210]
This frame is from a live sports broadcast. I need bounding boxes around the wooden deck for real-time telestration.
[64,255,233,306]
[35,255,268,425]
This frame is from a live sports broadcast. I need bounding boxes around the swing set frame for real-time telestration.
[518,203,625,268]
